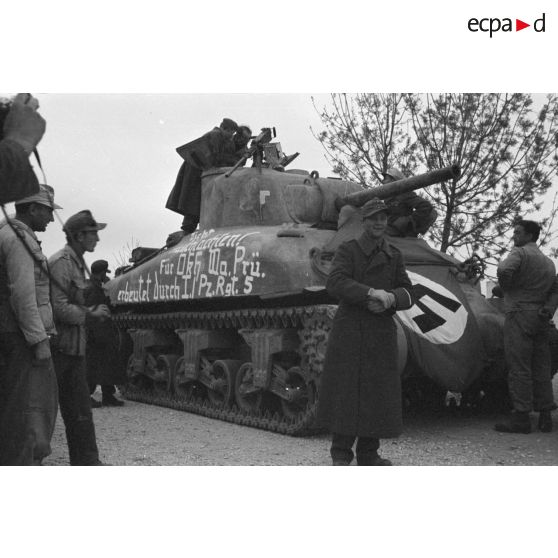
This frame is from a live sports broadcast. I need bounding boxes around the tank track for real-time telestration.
[114,304,337,436]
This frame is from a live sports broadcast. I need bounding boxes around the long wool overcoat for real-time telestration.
[316,233,413,438]
[166,127,233,218]
[83,279,126,386]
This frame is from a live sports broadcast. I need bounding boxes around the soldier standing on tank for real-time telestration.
[494,219,558,434]
[0,185,60,465]
[49,210,111,465]
[166,118,239,246]
[84,259,125,408]
[381,168,437,237]
[316,198,414,466]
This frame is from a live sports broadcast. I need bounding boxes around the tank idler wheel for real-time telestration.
[234,362,263,413]
[173,357,206,400]
[126,355,150,391]
[280,366,316,420]
[153,354,178,394]
[207,359,241,407]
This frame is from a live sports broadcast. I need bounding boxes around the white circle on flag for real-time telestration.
[396,271,468,345]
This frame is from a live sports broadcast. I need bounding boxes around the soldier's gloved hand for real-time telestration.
[33,338,51,361]
[2,93,46,155]
[88,304,111,321]
[369,289,396,310]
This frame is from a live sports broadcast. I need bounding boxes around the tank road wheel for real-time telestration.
[234,362,263,413]
[279,366,316,420]
[153,355,178,395]
[206,359,241,407]
[173,357,206,400]
[126,355,150,391]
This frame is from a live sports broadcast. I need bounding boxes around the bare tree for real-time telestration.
[313,93,558,265]
[113,237,140,271]
[311,93,421,185]
[406,93,558,261]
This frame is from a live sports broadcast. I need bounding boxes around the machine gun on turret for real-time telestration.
[225,127,299,177]
[334,164,461,211]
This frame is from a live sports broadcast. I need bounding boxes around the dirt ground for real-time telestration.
[42,377,558,466]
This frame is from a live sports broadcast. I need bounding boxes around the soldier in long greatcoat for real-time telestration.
[316,198,414,466]
[166,118,239,237]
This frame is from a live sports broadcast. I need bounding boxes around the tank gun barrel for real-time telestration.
[335,164,461,210]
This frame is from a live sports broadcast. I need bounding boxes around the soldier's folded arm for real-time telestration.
[326,242,371,307]
[389,252,414,310]
[4,233,48,346]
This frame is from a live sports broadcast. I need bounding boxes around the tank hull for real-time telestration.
[105,165,509,434]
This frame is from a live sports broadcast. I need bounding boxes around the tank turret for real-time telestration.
[106,129,513,435]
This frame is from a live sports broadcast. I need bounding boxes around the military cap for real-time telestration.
[64,210,107,233]
[361,198,389,218]
[15,184,62,209]
[382,167,405,182]
[91,259,111,275]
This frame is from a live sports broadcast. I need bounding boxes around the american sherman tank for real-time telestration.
[105,128,508,434]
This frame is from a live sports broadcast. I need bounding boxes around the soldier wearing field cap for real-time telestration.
[382,167,437,237]
[84,259,125,407]
[0,185,60,465]
[317,198,414,466]
[49,210,111,465]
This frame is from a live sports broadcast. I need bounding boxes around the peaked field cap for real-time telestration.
[91,259,111,274]
[382,167,405,181]
[64,210,107,233]
[361,198,389,218]
[15,184,62,209]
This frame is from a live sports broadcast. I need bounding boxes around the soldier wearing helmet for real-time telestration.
[382,167,437,237]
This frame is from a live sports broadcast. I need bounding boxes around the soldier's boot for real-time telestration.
[357,453,393,466]
[538,410,553,433]
[494,411,531,434]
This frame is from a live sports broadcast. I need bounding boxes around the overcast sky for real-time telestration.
[3,92,557,272]
[4,93,335,269]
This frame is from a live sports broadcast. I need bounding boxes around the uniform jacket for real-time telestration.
[316,233,414,438]
[48,244,89,356]
[497,242,558,313]
[0,139,40,205]
[0,218,55,344]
